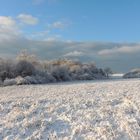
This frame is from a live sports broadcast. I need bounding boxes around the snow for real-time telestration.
[110,73,124,79]
[0,79,140,139]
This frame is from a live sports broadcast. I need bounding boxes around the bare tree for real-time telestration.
[104,67,113,78]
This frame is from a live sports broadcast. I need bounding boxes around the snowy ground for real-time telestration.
[0,79,140,140]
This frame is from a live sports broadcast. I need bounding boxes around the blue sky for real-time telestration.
[0,0,140,42]
[0,0,140,72]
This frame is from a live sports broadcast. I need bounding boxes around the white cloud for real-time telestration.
[98,45,140,55]
[0,16,15,27]
[28,30,50,40]
[17,14,39,25]
[0,16,21,42]
[50,21,69,29]
[45,37,60,41]
[0,27,20,41]
[64,51,84,57]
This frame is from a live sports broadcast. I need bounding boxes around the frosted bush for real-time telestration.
[0,79,2,85]
[24,76,38,84]
[51,65,71,81]
[16,50,38,63]
[0,53,108,86]
[123,69,140,78]
[80,73,95,80]
[16,60,36,77]
[15,76,29,85]
[3,78,17,86]
[0,59,16,81]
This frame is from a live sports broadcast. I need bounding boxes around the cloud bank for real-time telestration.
[98,45,140,55]
[0,15,140,72]
[17,14,39,25]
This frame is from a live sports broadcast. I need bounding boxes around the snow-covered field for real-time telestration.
[0,79,140,140]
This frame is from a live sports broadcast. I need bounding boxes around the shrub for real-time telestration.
[0,59,16,81]
[51,65,71,81]
[123,69,140,78]
[16,60,36,77]
[16,76,29,85]
[0,79,3,86]
[0,53,108,86]
[3,78,17,86]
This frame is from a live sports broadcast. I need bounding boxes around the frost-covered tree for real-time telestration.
[0,59,16,81]
[51,65,71,81]
[104,67,113,78]
[0,52,108,86]
[16,60,36,77]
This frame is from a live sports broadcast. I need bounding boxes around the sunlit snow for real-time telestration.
[0,79,140,139]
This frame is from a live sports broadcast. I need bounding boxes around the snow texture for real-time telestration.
[0,79,140,139]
